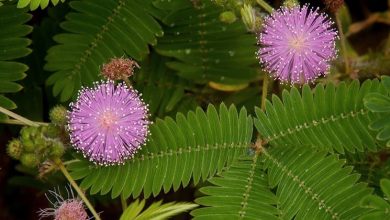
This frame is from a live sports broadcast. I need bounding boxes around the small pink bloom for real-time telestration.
[67,81,150,165]
[258,5,338,84]
[38,187,89,220]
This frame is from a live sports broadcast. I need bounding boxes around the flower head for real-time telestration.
[38,186,89,220]
[67,81,150,165]
[257,5,338,84]
[101,57,139,81]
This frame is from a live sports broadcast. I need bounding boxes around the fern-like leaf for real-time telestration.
[155,0,258,85]
[360,178,390,220]
[17,0,65,11]
[262,146,372,219]
[133,53,196,118]
[45,0,163,101]
[255,79,387,153]
[364,76,390,147]
[120,199,197,220]
[67,104,253,199]
[0,5,31,119]
[192,155,280,219]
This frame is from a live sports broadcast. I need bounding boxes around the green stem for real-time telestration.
[0,106,40,127]
[336,11,351,75]
[62,159,80,166]
[261,76,269,110]
[56,159,101,220]
[2,119,48,126]
[120,194,127,211]
[256,0,273,13]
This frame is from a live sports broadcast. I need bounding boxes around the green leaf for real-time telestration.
[254,79,387,153]
[0,95,17,109]
[0,5,31,117]
[120,199,197,220]
[359,178,390,220]
[45,0,163,101]
[263,146,372,219]
[364,78,390,147]
[382,76,390,92]
[68,104,253,199]
[380,179,390,199]
[133,53,196,118]
[364,93,390,113]
[17,0,66,10]
[155,0,258,85]
[360,195,389,209]
[192,155,280,219]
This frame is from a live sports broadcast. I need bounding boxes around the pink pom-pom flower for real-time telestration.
[67,81,150,165]
[258,5,338,84]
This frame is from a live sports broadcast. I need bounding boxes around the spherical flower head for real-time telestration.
[257,5,338,84]
[67,80,150,165]
[101,57,139,81]
[38,186,89,220]
[49,105,68,126]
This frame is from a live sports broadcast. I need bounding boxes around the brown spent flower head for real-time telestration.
[323,0,344,13]
[101,57,140,81]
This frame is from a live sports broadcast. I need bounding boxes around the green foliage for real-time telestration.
[360,178,390,220]
[262,146,372,219]
[17,0,65,11]
[120,199,197,220]
[254,79,387,153]
[193,146,374,219]
[192,155,280,219]
[45,0,163,101]
[133,53,197,118]
[68,104,253,199]
[364,76,390,147]
[0,5,31,119]
[155,0,259,85]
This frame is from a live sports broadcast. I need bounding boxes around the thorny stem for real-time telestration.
[261,76,269,110]
[256,0,274,13]
[336,11,351,76]
[56,159,102,220]
[0,106,41,127]
[120,194,127,211]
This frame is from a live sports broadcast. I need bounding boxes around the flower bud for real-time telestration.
[44,124,61,138]
[22,139,35,152]
[240,4,256,32]
[283,0,299,8]
[20,153,40,168]
[49,105,68,126]
[7,139,23,160]
[34,136,47,151]
[219,11,237,24]
[20,126,32,141]
[50,141,65,158]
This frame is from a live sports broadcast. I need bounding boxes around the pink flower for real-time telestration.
[67,81,150,165]
[38,187,89,220]
[258,5,338,84]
